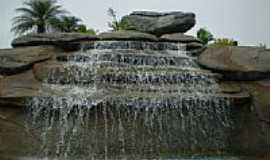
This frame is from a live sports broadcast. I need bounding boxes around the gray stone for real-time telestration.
[160,33,200,43]
[159,33,205,56]
[198,46,270,80]
[12,32,98,47]
[98,30,158,41]
[122,11,196,36]
[0,46,55,75]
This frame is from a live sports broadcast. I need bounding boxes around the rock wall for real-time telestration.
[0,10,269,158]
[199,46,270,156]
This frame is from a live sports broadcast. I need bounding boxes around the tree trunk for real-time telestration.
[37,25,46,33]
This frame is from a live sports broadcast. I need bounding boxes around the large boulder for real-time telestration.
[98,30,158,41]
[122,11,196,36]
[198,46,270,80]
[12,32,97,48]
[0,46,55,75]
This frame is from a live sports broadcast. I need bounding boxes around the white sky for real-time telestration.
[0,0,269,48]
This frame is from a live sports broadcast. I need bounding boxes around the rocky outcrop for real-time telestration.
[0,46,55,75]
[198,46,270,80]
[98,30,158,41]
[11,32,97,48]
[229,80,270,155]
[122,11,196,36]
[1,13,269,158]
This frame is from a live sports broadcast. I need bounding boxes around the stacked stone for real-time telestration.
[11,11,204,57]
[121,11,204,56]
[2,11,270,158]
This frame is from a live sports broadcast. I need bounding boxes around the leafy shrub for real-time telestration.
[196,28,214,45]
[107,8,133,31]
[209,38,238,47]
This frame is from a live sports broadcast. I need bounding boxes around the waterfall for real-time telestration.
[26,41,234,159]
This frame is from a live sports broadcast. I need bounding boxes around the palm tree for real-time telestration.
[107,8,132,31]
[197,28,214,45]
[11,0,66,35]
[53,16,81,32]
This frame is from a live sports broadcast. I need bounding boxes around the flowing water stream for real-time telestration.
[25,41,236,160]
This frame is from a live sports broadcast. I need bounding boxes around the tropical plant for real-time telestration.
[196,28,214,45]
[209,38,238,47]
[76,24,97,35]
[52,15,81,32]
[11,0,67,35]
[107,8,132,31]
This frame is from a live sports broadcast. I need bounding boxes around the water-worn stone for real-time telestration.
[12,32,98,47]
[0,32,263,158]
[33,61,95,84]
[122,11,196,36]
[160,33,200,43]
[0,46,55,75]
[198,46,270,80]
[98,30,158,41]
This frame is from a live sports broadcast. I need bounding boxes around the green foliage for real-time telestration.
[76,24,97,35]
[107,8,132,31]
[11,0,67,35]
[196,28,214,45]
[52,16,81,32]
[209,38,238,47]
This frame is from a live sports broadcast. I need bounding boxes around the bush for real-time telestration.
[196,28,214,45]
[209,38,238,47]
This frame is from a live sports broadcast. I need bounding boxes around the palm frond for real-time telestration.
[11,21,34,35]
[12,0,67,35]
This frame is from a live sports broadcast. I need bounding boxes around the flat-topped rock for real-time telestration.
[12,32,98,47]
[122,11,196,36]
[159,33,205,56]
[160,33,201,43]
[198,46,270,80]
[0,46,55,75]
[98,30,158,41]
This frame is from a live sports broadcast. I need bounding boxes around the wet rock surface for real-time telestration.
[0,24,270,158]
[160,33,201,43]
[98,30,158,41]
[122,11,196,36]
[198,46,270,80]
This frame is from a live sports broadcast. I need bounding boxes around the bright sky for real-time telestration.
[0,0,269,48]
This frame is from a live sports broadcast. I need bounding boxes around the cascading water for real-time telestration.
[26,41,235,160]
